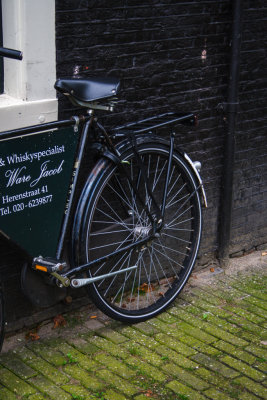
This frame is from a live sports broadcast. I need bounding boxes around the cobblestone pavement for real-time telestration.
[0,253,266,399]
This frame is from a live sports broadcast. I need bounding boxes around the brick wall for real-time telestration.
[2,0,266,328]
[230,1,267,255]
[56,0,224,261]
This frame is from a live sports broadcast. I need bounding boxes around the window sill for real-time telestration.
[0,97,58,131]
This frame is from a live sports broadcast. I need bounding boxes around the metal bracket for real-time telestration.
[102,149,121,164]
[217,102,239,113]
[72,116,80,132]
[71,98,117,112]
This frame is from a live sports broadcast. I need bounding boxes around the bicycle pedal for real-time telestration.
[32,257,67,273]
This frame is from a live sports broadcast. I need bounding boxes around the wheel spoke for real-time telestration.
[94,250,129,286]
[95,206,132,232]
[148,246,172,289]
[118,251,135,307]
[105,251,132,299]
[90,227,134,257]
[152,158,167,192]
[156,235,188,263]
[166,180,186,207]
[153,239,188,257]
[167,169,180,197]
[107,181,134,211]
[166,189,189,209]
[98,196,131,231]
[90,228,130,236]
[152,243,183,272]
[92,220,136,226]
[128,264,138,310]
[147,246,161,286]
[161,231,192,244]
[168,186,199,226]
[166,205,193,228]
[165,226,194,232]
[140,255,157,306]
[167,216,194,229]
[89,233,132,251]
[126,166,144,227]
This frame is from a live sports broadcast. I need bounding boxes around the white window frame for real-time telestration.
[0,0,57,130]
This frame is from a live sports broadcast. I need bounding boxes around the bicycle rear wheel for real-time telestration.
[73,137,202,322]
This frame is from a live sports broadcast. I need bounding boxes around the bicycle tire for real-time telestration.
[73,136,202,322]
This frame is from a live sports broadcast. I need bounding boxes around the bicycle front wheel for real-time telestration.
[74,138,202,322]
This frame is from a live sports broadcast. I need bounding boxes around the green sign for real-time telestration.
[0,126,79,257]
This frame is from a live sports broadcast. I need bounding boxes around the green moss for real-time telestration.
[28,375,72,400]
[160,362,209,390]
[94,353,136,379]
[0,354,37,379]
[98,328,128,344]
[64,364,103,391]
[126,356,166,383]
[102,389,127,400]
[213,340,256,364]
[0,366,36,396]
[27,343,66,366]
[155,344,198,370]
[61,384,95,400]
[166,380,206,399]
[26,357,69,385]
[96,369,139,396]
[0,387,18,400]
[234,376,267,398]
[88,335,128,360]
[122,341,163,367]
[221,355,265,382]
[191,353,240,378]
[155,333,197,357]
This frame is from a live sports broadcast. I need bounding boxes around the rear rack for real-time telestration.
[111,112,197,137]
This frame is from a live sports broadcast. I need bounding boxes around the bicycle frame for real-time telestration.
[0,110,204,290]
[0,46,208,348]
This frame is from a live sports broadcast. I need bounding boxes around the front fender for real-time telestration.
[184,153,208,208]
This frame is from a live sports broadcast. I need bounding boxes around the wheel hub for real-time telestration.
[133,225,151,238]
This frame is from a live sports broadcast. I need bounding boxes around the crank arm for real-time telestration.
[50,272,71,287]
[70,264,138,288]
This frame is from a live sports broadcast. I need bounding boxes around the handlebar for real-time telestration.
[0,47,23,60]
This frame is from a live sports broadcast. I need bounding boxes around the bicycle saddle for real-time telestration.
[54,77,120,103]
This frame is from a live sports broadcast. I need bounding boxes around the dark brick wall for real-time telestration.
[231,2,267,255]
[2,0,266,329]
[56,0,266,260]
[56,0,227,261]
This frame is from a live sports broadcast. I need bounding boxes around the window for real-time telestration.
[0,0,57,130]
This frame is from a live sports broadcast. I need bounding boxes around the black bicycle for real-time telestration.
[0,47,207,350]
